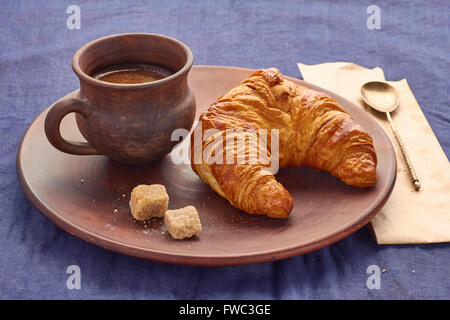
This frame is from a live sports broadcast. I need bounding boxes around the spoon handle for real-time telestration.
[386,112,421,191]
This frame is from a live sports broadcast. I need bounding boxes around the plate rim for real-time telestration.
[16,65,397,266]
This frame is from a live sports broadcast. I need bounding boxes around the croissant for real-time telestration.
[190,68,377,218]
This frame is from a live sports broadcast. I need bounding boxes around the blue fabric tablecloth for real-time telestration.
[1,0,449,299]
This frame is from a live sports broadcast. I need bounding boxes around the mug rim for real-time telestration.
[72,33,194,89]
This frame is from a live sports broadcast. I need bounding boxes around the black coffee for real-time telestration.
[92,63,173,84]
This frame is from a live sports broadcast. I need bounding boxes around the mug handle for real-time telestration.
[44,97,100,155]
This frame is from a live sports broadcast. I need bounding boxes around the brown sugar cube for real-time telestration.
[164,206,202,239]
[129,184,169,221]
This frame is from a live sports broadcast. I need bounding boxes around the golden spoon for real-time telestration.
[361,81,421,191]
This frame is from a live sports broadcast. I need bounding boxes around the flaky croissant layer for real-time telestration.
[191,68,377,218]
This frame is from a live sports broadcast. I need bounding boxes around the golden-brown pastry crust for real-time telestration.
[191,68,377,218]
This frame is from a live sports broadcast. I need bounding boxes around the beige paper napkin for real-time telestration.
[297,62,450,244]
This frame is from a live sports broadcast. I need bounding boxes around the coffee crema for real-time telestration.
[92,63,173,84]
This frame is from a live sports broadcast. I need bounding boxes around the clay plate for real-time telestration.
[17,65,396,266]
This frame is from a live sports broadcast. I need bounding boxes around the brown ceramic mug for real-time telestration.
[44,33,196,165]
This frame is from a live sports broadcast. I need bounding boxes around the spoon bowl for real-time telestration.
[361,81,399,113]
